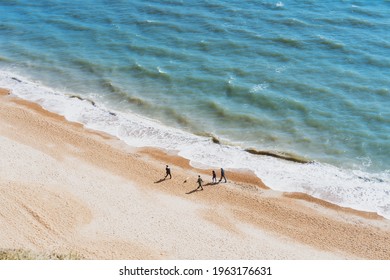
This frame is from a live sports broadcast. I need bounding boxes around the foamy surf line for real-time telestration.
[1,70,389,219]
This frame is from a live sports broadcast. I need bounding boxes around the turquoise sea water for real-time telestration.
[1,0,389,217]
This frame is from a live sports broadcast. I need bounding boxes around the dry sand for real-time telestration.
[0,88,389,259]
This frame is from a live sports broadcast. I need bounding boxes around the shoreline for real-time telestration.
[1,88,390,259]
[1,70,389,220]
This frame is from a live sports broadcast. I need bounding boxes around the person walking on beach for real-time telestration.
[212,170,217,184]
[219,168,227,183]
[197,175,204,191]
[164,165,172,179]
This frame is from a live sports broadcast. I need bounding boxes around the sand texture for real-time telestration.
[0,89,389,259]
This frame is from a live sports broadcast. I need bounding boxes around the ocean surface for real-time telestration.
[1,0,389,218]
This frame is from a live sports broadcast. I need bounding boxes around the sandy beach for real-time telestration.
[0,87,389,260]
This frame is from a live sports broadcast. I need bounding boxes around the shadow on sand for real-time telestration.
[186,189,201,194]
[154,177,170,183]
[185,182,218,194]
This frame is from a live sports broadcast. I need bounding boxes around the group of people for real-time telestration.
[164,165,227,191]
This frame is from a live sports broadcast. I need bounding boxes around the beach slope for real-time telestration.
[1,88,389,259]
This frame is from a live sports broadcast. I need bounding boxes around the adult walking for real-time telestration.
[196,175,204,191]
[219,167,227,183]
[212,170,217,184]
[164,165,172,179]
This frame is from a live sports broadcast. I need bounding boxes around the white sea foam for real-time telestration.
[157,66,167,74]
[250,82,269,93]
[1,70,389,219]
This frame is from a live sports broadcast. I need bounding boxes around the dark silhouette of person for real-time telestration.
[164,165,172,179]
[197,175,203,191]
[219,168,227,183]
[212,170,217,184]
